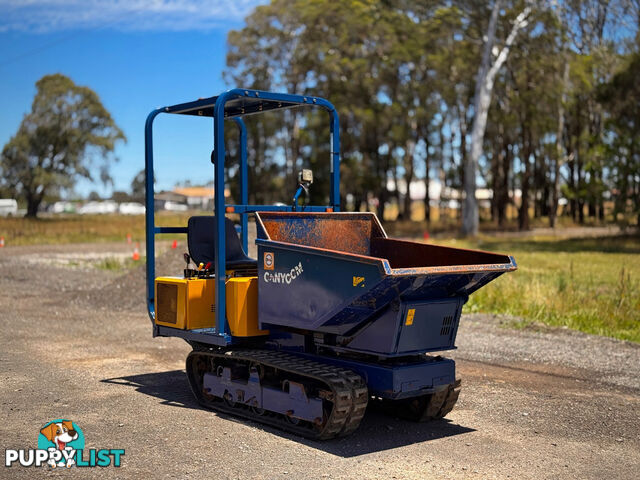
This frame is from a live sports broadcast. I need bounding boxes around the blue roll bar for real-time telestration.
[144,89,341,341]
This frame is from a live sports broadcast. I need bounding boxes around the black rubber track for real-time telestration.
[373,378,462,422]
[186,348,368,440]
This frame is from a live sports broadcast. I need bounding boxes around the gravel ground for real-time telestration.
[455,314,640,391]
[0,242,638,479]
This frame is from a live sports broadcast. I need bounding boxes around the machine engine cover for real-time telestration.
[155,277,215,330]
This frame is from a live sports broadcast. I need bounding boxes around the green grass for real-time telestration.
[0,212,194,246]
[435,235,640,343]
[2,214,638,342]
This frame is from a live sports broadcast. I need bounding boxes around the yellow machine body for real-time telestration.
[154,276,268,336]
[226,277,269,337]
[155,277,215,330]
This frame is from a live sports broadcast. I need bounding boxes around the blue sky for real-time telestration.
[0,0,267,197]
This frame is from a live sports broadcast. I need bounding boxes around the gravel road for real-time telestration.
[0,242,638,479]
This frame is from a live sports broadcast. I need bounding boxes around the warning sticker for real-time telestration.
[264,252,274,270]
[405,308,416,326]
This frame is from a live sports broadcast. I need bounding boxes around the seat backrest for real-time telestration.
[187,216,249,266]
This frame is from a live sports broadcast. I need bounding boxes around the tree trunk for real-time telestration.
[25,193,42,218]
[353,192,364,212]
[598,190,605,221]
[567,120,577,221]
[541,182,550,217]
[568,162,576,220]
[424,137,431,224]
[574,102,585,224]
[376,182,387,220]
[577,153,585,224]
[391,163,402,221]
[456,104,468,220]
[462,1,531,236]
[518,129,532,231]
[402,178,414,221]
[497,138,511,228]
[436,122,448,224]
[402,136,416,222]
[490,140,501,223]
[550,62,569,228]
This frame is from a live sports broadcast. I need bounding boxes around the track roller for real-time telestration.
[374,378,461,422]
[186,348,368,440]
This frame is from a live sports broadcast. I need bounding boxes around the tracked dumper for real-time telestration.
[144,89,517,439]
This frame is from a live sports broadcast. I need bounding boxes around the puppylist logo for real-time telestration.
[4,419,124,469]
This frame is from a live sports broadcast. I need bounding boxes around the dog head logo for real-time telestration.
[39,420,80,451]
[37,419,85,468]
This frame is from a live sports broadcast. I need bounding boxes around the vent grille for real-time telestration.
[157,283,178,325]
[232,266,258,277]
[210,304,216,313]
[440,315,454,336]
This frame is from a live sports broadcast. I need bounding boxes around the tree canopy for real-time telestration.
[224,0,640,231]
[0,73,125,216]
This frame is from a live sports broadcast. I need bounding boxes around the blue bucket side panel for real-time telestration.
[400,271,505,300]
[257,243,385,332]
[319,276,412,332]
[344,307,402,354]
[339,297,463,356]
[396,298,463,353]
[349,275,414,310]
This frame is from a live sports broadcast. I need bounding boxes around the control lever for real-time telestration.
[292,169,313,211]
[184,253,196,278]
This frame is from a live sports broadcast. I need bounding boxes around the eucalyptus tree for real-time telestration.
[0,74,125,217]
[598,48,640,226]
[461,0,532,236]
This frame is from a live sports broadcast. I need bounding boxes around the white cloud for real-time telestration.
[0,0,268,33]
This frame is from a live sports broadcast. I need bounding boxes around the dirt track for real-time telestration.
[1,242,639,479]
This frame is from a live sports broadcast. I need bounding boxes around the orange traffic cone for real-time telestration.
[0,236,4,248]
[171,240,177,249]
[126,233,132,244]
[132,242,140,261]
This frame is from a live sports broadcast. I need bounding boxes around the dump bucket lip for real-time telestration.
[389,256,517,276]
[254,211,517,277]
[370,237,518,276]
[256,238,517,277]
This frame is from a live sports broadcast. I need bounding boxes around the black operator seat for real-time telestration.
[187,216,257,271]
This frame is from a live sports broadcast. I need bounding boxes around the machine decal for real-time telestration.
[4,419,124,469]
[263,252,274,270]
[263,262,304,285]
[352,276,365,288]
[405,308,416,326]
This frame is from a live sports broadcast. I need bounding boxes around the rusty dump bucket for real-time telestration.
[255,212,516,356]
